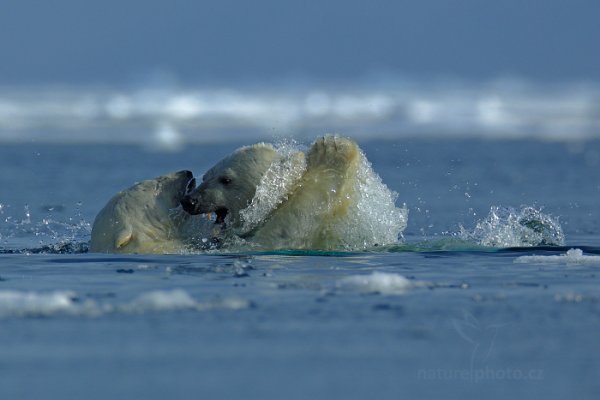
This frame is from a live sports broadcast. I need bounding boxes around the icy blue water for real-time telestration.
[1,138,599,399]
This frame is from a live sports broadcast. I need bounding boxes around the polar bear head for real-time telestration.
[90,170,196,253]
[180,143,280,226]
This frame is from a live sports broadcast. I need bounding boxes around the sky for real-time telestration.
[1,0,599,85]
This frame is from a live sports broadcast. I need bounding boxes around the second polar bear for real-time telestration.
[90,170,202,253]
[181,136,407,250]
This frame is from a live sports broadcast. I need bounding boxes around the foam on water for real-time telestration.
[336,272,428,295]
[124,289,198,312]
[0,288,251,319]
[514,248,600,265]
[0,290,97,318]
[459,206,564,247]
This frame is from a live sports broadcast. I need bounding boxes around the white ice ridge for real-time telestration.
[0,289,250,318]
[2,79,600,144]
[514,248,600,265]
[336,271,428,295]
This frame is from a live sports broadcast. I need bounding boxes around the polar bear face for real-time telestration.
[90,170,196,253]
[181,143,280,226]
[131,171,196,220]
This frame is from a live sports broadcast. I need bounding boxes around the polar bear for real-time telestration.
[181,135,406,250]
[90,170,199,253]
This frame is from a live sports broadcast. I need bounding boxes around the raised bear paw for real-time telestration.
[307,135,360,171]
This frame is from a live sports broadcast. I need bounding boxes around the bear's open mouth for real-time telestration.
[215,208,228,224]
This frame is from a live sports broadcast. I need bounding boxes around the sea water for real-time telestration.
[1,82,600,399]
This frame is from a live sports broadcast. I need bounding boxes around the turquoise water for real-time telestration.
[1,139,599,399]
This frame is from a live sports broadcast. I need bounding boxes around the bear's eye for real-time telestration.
[219,176,232,185]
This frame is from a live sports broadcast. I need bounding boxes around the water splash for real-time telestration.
[332,149,408,248]
[232,140,407,250]
[239,140,307,235]
[459,205,564,247]
[0,203,91,253]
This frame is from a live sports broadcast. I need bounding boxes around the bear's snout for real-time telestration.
[181,194,200,215]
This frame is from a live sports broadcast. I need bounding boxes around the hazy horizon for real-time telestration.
[1,0,599,86]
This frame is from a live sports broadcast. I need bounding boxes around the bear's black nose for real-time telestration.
[180,195,199,214]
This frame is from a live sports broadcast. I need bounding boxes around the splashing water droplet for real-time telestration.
[24,205,31,224]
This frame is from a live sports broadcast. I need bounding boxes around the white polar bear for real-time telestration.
[90,170,201,254]
[181,136,407,250]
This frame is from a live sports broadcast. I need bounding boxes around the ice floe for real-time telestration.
[514,248,600,265]
[336,271,429,295]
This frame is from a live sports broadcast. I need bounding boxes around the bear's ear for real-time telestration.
[115,225,133,249]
